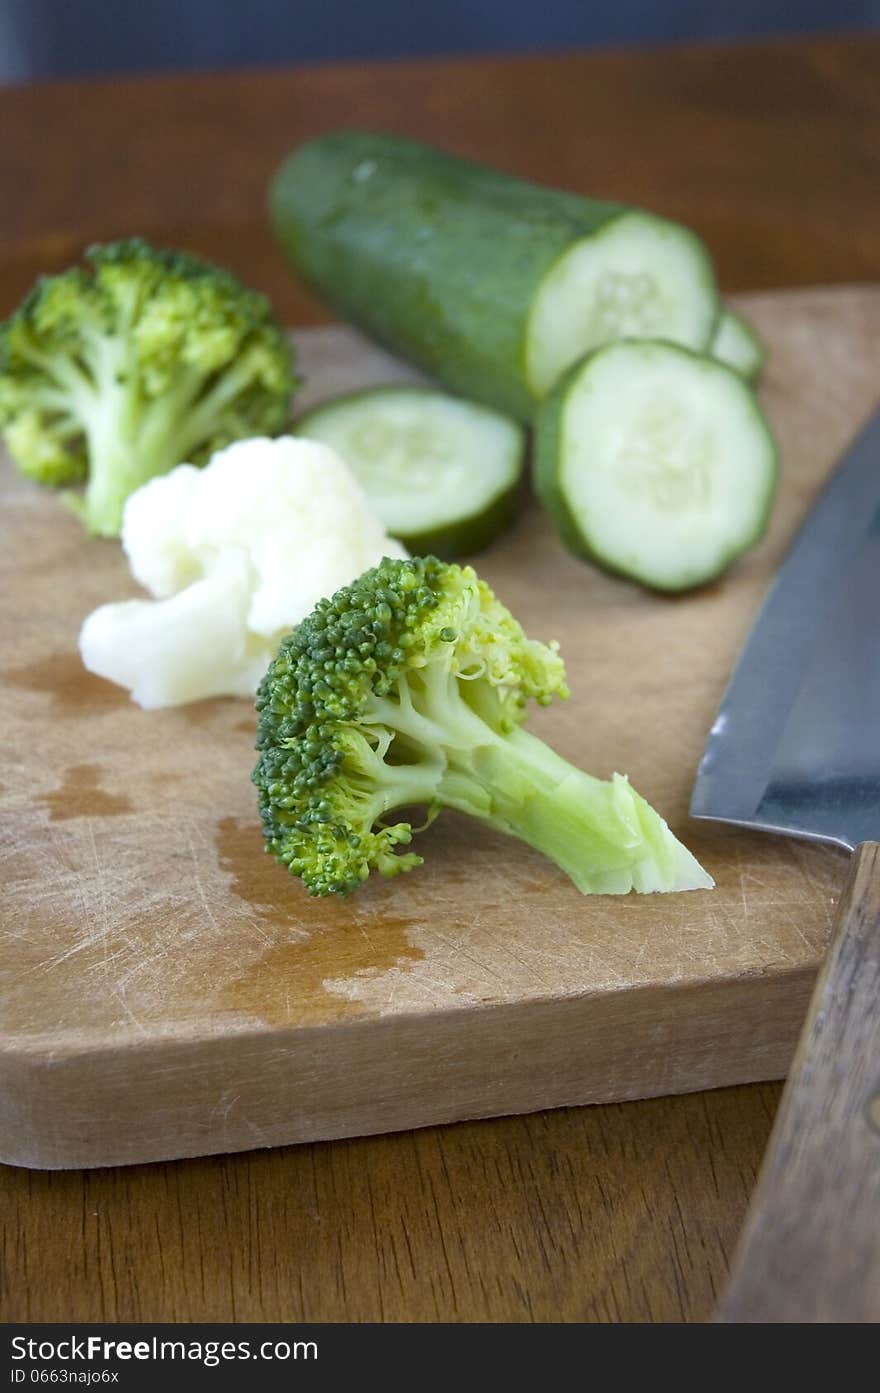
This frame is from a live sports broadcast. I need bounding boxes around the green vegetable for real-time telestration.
[253,556,713,897]
[270,131,719,421]
[295,386,524,557]
[534,339,778,592]
[710,307,765,380]
[0,239,295,536]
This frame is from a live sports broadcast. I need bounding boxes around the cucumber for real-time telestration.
[271,132,719,421]
[534,340,778,592]
[711,307,765,380]
[295,386,524,558]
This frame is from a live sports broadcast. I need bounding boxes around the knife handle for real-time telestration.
[717,840,880,1323]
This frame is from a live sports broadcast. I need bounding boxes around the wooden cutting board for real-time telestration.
[1,286,877,1170]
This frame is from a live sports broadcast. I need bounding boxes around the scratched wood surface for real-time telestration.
[1,285,876,1169]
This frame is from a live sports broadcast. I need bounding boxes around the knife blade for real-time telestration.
[691,403,880,850]
[690,402,880,1323]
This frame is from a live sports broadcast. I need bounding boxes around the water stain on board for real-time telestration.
[40,763,133,821]
[216,816,424,1027]
[2,652,127,714]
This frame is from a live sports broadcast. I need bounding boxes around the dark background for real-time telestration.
[2,0,880,84]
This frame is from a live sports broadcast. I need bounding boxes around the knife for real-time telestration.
[690,403,880,1323]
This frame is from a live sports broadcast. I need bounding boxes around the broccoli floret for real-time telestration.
[253,556,713,897]
[0,238,295,536]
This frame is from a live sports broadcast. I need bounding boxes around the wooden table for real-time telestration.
[1,35,877,1324]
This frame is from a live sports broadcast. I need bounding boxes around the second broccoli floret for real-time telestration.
[0,238,295,535]
[254,556,713,897]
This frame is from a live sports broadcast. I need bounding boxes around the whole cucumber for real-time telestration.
[270,132,718,421]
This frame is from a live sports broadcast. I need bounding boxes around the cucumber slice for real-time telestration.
[534,341,778,592]
[710,306,766,380]
[295,386,525,558]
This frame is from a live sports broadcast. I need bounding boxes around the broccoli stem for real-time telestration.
[77,408,176,535]
[72,364,212,534]
[367,669,697,892]
[433,726,696,893]
[436,728,615,888]
[178,348,267,446]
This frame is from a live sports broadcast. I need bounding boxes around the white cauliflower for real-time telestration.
[79,436,408,708]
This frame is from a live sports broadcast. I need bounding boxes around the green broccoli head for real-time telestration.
[0,238,295,535]
[253,556,713,898]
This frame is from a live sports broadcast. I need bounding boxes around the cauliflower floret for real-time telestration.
[79,436,408,709]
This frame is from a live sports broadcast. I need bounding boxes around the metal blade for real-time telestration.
[691,404,880,851]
